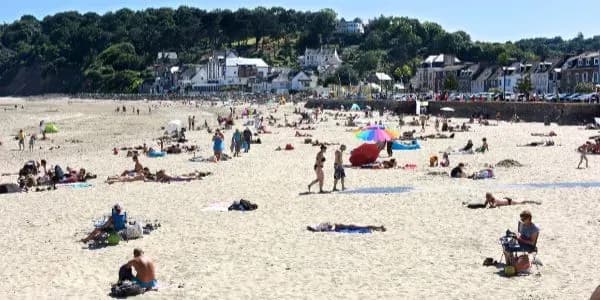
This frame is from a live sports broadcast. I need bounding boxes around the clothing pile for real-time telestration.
[228,199,258,211]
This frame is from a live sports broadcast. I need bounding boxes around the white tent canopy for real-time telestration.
[166,120,183,134]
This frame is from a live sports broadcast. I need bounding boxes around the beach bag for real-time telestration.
[111,280,145,297]
[124,222,143,240]
[107,231,121,245]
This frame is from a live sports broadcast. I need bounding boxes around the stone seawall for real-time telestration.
[305,100,600,125]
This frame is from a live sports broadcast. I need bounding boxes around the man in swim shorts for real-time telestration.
[122,248,157,290]
[333,145,346,192]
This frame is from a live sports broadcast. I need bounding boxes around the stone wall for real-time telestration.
[305,100,600,125]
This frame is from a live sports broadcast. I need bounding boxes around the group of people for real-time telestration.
[307,144,347,193]
[17,159,95,190]
[108,155,210,184]
[211,127,253,161]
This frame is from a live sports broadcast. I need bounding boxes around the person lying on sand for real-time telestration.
[307,222,386,232]
[360,159,398,169]
[295,131,312,137]
[118,248,158,290]
[531,131,557,137]
[483,193,541,208]
[107,168,150,184]
[81,204,127,243]
[154,170,210,183]
[518,140,555,147]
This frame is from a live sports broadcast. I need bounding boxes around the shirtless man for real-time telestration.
[120,155,144,176]
[308,145,327,193]
[333,145,347,191]
[122,248,157,290]
[484,193,541,208]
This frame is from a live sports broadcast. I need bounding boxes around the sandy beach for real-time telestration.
[0,97,599,299]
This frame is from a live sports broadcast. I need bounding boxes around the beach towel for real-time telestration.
[472,169,494,180]
[340,186,414,194]
[202,202,230,212]
[335,228,372,234]
[392,141,421,150]
[148,150,166,158]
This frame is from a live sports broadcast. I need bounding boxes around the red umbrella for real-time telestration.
[349,143,380,166]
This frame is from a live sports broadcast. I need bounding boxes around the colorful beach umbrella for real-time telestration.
[355,126,398,142]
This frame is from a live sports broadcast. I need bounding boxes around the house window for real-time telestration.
[575,73,580,82]
[587,59,591,66]
[595,58,599,65]
[583,73,588,82]
[593,72,599,83]
[578,59,583,67]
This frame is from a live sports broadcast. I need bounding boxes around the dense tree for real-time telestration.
[516,75,532,99]
[0,6,598,94]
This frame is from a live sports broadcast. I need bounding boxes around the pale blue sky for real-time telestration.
[1,0,598,42]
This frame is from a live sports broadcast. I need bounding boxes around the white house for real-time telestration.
[298,48,342,72]
[291,71,318,91]
[224,56,269,85]
[157,52,178,62]
[336,20,365,34]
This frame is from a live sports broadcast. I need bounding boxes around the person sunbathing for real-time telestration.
[307,222,386,232]
[154,170,206,183]
[483,193,541,208]
[462,140,474,152]
[81,204,127,243]
[107,168,150,184]
[362,159,397,169]
[295,131,312,137]
[121,155,144,176]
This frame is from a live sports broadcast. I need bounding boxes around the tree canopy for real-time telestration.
[0,6,598,94]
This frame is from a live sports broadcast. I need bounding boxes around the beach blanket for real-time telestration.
[148,150,166,158]
[340,186,414,194]
[202,202,230,212]
[392,141,421,150]
[335,228,372,234]
[57,182,93,189]
[472,169,494,180]
[499,181,600,190]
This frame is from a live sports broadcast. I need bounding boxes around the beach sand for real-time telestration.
[0,97,599,299]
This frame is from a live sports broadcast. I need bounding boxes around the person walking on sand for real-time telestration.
[17,129,25,151]
[232,129,242,157]
[212,129,225,161]
[28,134,36,151]
[333,145,347,191]
[242,127,252,153]
[191,116,196,131]
[308,145,327,193]
[578,142,590,169]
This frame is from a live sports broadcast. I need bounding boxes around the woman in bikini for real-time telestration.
[484,193,541,208]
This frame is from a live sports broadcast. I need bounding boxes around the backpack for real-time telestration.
[110,280,145,297]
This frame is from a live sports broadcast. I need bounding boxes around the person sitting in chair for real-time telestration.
[502,210,539,266]
[81,204,127,243]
